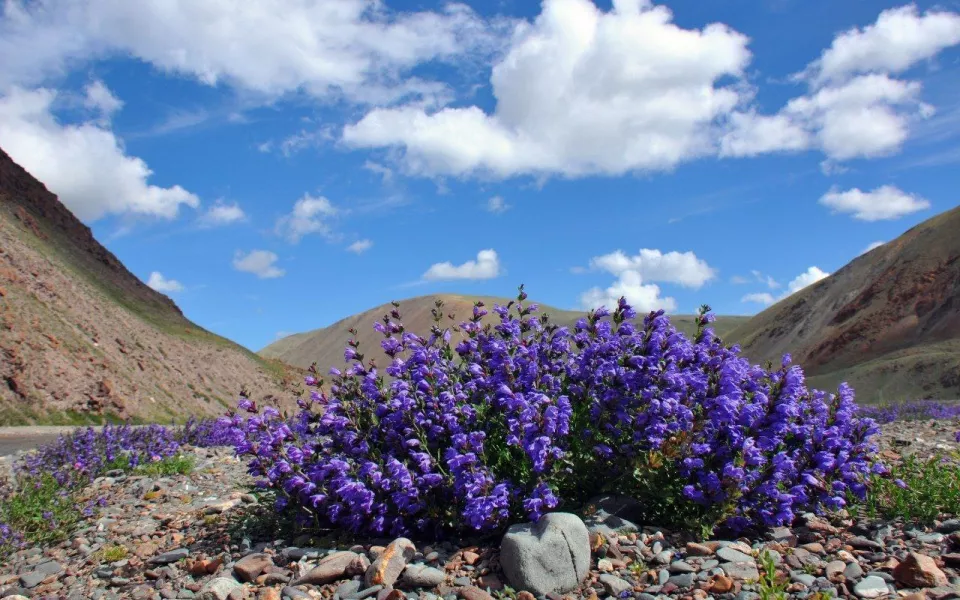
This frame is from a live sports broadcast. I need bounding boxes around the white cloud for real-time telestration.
[146,271,183,293]
[83,79,122,121]
[741,266,830,307]
[751,269,780,289]
[423,249,500,281]
[486,195,510,214]
[199,200,246,227]
[819,185,930,221]
[275,194,338,243]
[580,271,677,314]
[363,161,394,184]
[589,249,716,288]
[343,0,753,177]
[802,5,960,86]
[579,247,715,313]
[730,275,750,285]
[233,250,285,279]
[862,240,886,254]
[0,86,199,223]
[721,5,960,164]
[786,266,830,295]
[347,239,373,254]
[0,0,504,104]
[741,292,775,306]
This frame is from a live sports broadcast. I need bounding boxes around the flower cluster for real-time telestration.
[856,399,960,424]
[229,287,881,538]
[1,418,235,554]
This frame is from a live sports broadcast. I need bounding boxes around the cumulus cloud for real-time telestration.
[486,195,510,214]
[819,185,930,221]
[579,247,715,313]
[275,194,338,243]
[721,5,959,163]
[198,200,246,227]
[589,249,716,288]
[347,239,373,254]
[786,266,830,295]
[0,0,504,104]
[343,0,753,177]
[801,5,960,86]
[0,86,199,223]
[233,250,285,279]
[83,79,122,121]
[580,270,677,314]
[146,271,183,293]
[741,292,775,306]
[741,266,830,307]
[862,241,886,254]
[423,249,500,281]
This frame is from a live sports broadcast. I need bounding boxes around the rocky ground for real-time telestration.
[1,421,959,600]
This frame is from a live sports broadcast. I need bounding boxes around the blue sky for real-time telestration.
[1,0,959,351]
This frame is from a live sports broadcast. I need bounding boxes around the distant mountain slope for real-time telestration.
[260,293,749,371]
[0,147,299,425]
[727,205,960,403]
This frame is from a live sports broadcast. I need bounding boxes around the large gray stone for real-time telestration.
[499,512,590,596]
[197,578,242,600]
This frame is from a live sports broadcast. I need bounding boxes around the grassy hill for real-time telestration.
[260,293,750,372]
[727,205,960,403]
[0,147,300,425]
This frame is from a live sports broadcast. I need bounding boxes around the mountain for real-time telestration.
[260,293,750,372]
[727,205,960,403]
[0,147,299,425]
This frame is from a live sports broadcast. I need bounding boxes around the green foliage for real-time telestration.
[0,474,83,549]
[136,454,195,476]
[859,453,960,523]
[757,550,789,600]
[99,544,128,562]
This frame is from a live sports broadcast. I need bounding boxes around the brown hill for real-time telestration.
[0,147,299,425]
[260,293,750,372]
[727,205,960,403]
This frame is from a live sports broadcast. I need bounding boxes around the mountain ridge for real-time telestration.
[0,147,299,425]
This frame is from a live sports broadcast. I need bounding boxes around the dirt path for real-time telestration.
[0,426,103,457]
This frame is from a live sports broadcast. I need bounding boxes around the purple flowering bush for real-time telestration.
[1,419,233,554]
[229,287,881,538]
[856,399,960,424]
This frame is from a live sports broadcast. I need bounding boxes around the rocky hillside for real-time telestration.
[728,205,960,403]
[260,294,749,371]
[0,147,299,425]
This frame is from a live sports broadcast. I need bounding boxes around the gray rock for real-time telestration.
[701,560,719,570]
[717,547,754,564]
[723,562,760,581]
[345,585,383,600]
[658,569,669,585]
[282,588,312,600]
[844,562,864,581]
[196,578,242,600]
[853,576,890,599]
[791,572,817,587]
[149,548,190,565]
[653,550,673,565]
[668,573,695,588]
[937,519,960,533]
[598,574,632,596]
[669,561,696,574]
[338,580,362,597]
[499,512,590,596]
[453,577,471,586]
[18,571,48,588]
[401,564,446,588]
